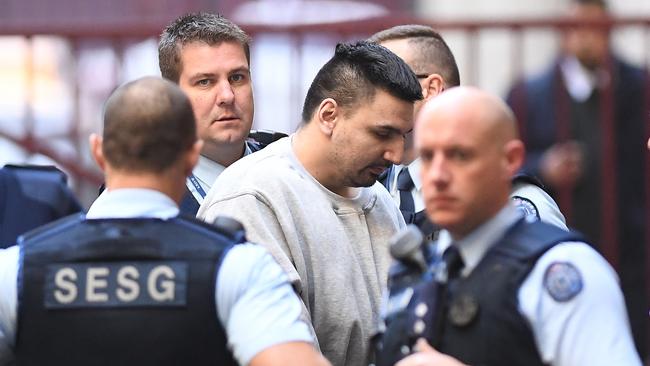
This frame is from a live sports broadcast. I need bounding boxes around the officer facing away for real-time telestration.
[375,87,640,366]
[0,77,329,366]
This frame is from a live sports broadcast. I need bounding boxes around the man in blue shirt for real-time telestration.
[0,76,328,366]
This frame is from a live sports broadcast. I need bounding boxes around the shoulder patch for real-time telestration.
[543,262,583,302]
[511,195,540,222]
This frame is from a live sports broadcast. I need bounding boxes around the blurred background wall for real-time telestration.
[1,0,648,205]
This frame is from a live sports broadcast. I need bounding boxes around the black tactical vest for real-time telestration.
[15,214,243,366]
[377,219,582,366]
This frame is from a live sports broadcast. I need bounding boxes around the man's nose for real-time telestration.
[384,138,405,165]
[424,155,451,188]
[216,81,235,106]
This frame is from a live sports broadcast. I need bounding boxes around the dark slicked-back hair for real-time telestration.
[301,41,422,123]
[368,24,460,88]
[158,12,251,82]
[102,77,196,173]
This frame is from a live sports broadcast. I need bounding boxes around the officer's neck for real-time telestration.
[448,199,510,241]
[201,140,246,167]
[104,170,186,205]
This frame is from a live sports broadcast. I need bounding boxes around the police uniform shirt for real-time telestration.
[510,180,568,230]
[387,160,568,230]
[435,204,641,366]
[387,159,425,213]
[0,188,313,365]
[187,145,253,205]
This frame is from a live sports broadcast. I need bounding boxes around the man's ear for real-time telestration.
[89,133,106,172]
[422,74,446,100]
[185,139,203,177]
[503,139,525,177]
[316,98,339,136]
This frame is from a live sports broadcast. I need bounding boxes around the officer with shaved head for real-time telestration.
[0,77,329,366]
[368,25,568,244]
[375,87,640,366]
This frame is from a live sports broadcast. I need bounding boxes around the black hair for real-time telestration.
[301,41,422,123]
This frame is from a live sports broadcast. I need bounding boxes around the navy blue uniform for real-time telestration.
[0,165,83,248]
[376,206,640,366]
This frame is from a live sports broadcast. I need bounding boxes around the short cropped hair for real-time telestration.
[301,41,423,123]
[102,77,196,173]
[158,12,251,82]
[368,24,461,88]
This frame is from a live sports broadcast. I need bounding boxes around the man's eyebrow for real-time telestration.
[373,124,412,135]
[230,66,250,74]
[188,72,216,80]
[188,67,250,80]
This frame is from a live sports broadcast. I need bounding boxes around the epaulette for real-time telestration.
[4,164,68,183]
[511,172,545,190]
[18,213,86,244]
[248,129,288,151]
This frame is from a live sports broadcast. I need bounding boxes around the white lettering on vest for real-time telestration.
[54,267,78,304]
[148,265,175,302]
[116,265,140,302]
[46,262,185,308]
[86,267,109,302]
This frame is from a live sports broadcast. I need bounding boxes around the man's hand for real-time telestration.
[539,141,584,188]
[395,338,467,366]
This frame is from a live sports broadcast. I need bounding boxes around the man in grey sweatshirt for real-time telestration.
[198,41,423,366]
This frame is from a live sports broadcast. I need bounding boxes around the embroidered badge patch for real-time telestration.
[511,195,540,221]
[449,293,479,327]
[543,262,583,302]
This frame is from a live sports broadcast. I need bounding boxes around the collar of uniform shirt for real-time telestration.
[406,158,422,192]
[389,158,423,194]
[86,188,179,220]
[436,203,523,277]
[193,155,226,193]
[193,145,253,194]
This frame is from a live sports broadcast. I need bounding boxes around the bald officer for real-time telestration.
[376,87,639,366]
